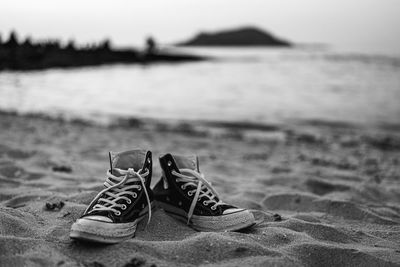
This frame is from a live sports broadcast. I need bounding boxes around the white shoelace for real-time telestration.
[84,167,152,224]
[171,168,226,224]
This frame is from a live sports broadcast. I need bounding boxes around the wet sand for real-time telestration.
[0,112,399,266]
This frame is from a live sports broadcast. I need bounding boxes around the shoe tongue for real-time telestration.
[109,150,147,176]
[172,154,199,171]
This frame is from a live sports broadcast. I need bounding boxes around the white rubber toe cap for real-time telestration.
[222,208,245,215]
[83,215,113,222]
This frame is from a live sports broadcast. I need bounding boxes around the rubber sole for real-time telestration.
[156,201,256,232]
[70,219,139,244]
[70,202,153,244]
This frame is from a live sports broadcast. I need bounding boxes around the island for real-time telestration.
[176,26,291,47]
[0,32,207,71]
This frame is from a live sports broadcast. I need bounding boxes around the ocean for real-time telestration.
[1,47,399,127]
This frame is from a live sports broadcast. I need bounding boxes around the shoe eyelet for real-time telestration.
[115,211,121,216]
[181,185,186,190]
[121,204,127,210]
[126,199,132,204]
[138,185,142,191]
[203,201,208,206]
[188,191,193,196]
[133,192,137,198]
[168,161,172,166]
[211,206,216,210]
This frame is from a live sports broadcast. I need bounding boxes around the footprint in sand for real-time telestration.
[0,144,36,159]
[305,178,351,196]
[275,218,353,243]
[0,163,25,179]
[4,194,44,208]
[262,193,398,224]
[290,243,395,267]
[0,162,45,187]
[0,208,38,237]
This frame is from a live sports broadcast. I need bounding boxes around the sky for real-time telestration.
[1,0,400,54]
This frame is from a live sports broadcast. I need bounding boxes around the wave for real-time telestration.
[180,46,400,66]
[0,108,282,136]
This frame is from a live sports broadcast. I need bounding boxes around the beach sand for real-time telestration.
[0,112,399,266]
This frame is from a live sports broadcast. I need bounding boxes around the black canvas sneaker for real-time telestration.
[153,153,255,232]
[70,149,154,243]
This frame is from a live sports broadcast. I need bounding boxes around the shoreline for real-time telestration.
[1,109,399,140]
[2,108,399,129]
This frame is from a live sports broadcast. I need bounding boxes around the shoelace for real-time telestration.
[171,168,226,224]
[84,167,152,224]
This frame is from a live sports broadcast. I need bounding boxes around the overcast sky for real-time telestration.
[1,0,399,54]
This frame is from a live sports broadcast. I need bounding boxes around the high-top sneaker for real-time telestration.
[153,153,255,232]
[70,149,154,243]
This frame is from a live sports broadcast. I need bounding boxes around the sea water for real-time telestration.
[0,47,399,126]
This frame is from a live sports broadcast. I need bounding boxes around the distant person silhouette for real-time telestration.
[146,37,157,55]
[100,39,111,51]
[66,40,76,51]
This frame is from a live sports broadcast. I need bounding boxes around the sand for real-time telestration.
[0,111,399,267]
